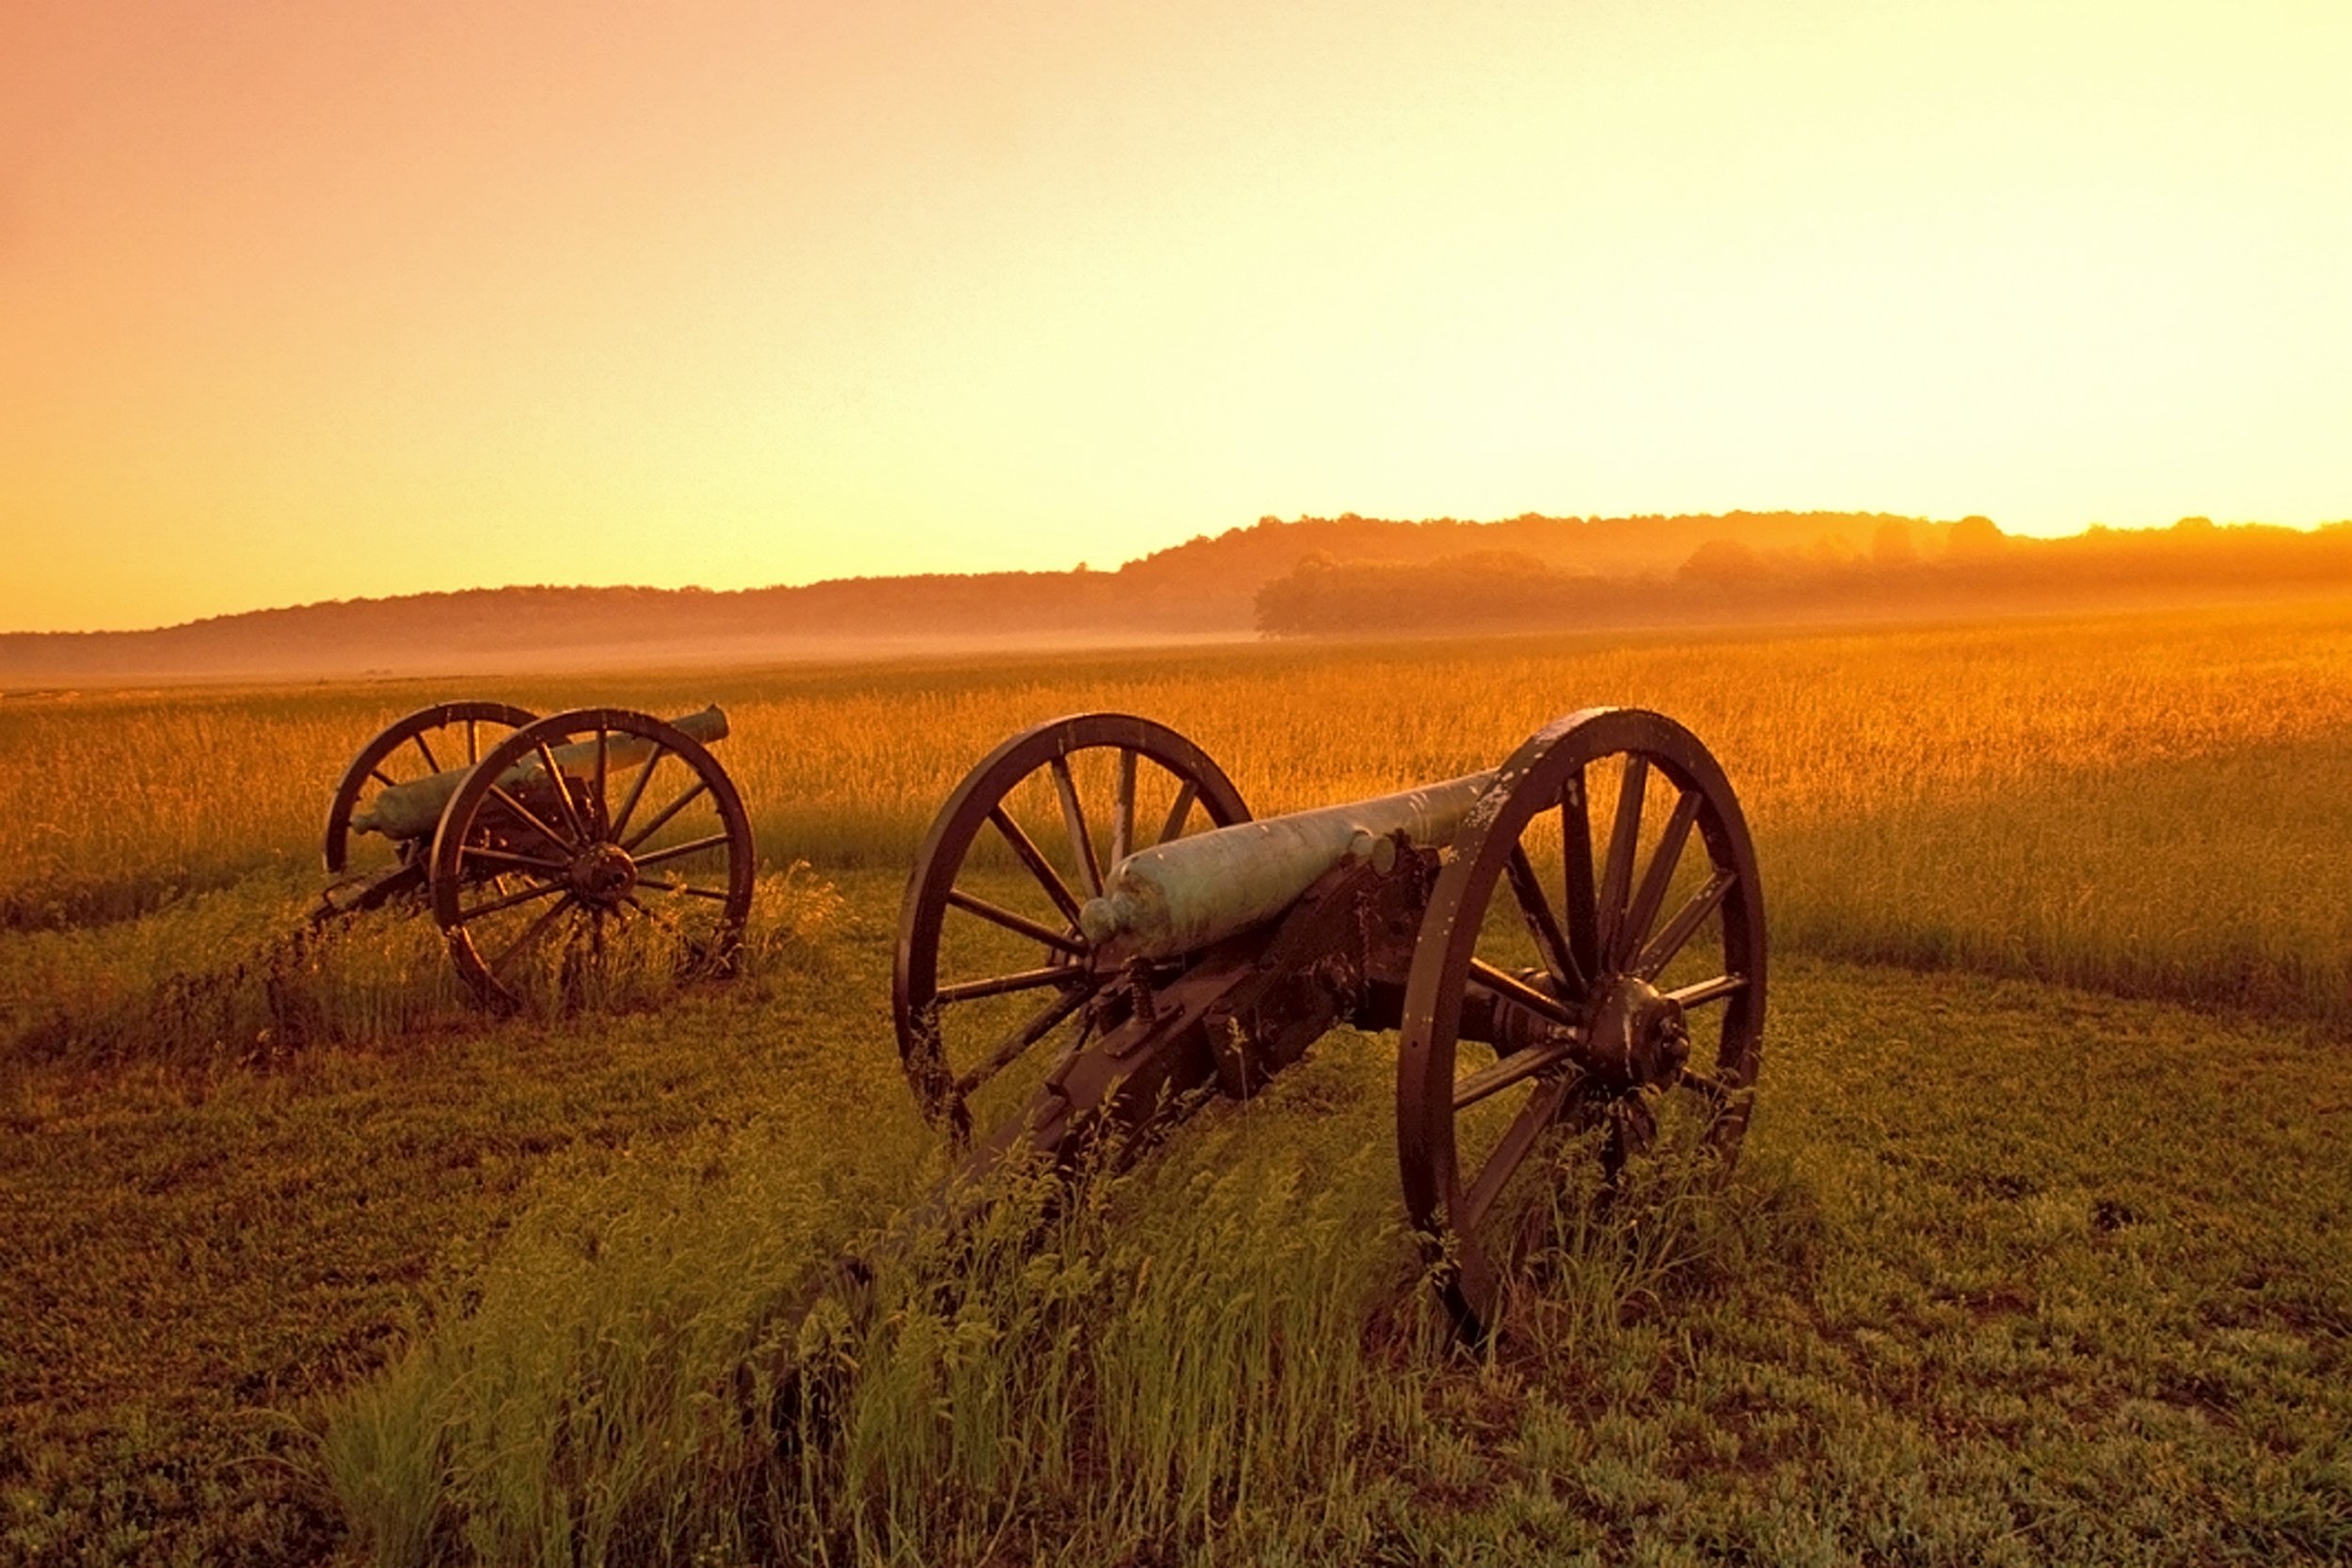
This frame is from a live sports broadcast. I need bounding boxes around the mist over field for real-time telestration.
[9,511,2349,687]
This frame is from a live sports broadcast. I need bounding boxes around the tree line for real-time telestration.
[1254,518,2352,636]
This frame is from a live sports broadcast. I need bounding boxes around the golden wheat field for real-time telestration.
[7,598,2350,1028]
[5,602,2352,1567]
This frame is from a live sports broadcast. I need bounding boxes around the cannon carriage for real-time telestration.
[894,708,1764,1337]
[317,702,756,1008]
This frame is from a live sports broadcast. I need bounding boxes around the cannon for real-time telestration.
[895,709,1764,1337]
[317,702,756,1008]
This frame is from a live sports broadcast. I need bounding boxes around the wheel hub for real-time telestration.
[568,843,638,906]
[1581,975,1690,1090]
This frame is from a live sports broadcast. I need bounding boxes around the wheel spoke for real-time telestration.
[1665,973,1747,1008]
[1677,1067,1729,1107]
[636,878,732,900]
[461,845,570,875]
[1467,958,1577,1028]
[990,807,1085,927]
[491,893,580,976]
[1462,1074,1575,1230]
[533,742,590,843]
[1634,870,1737,980]
[1154,780,1200,847]
[465,719,480,765]
[1110,748,1137,867]
[1616,787,1701,970]
[610,745,669,841]
[947,886,1087,957]
[622,780,711,853]
[411,731,440,774]
[368,765,400,792]
[937,964,1086,1006]
[1595,754,1648,968]
[485,784,577,855]
[1504,844,1582,996]
[1453,1038,1578,1110]
[591,726,611,838]
[459,874,568,922]
[952,985,1090,1098]
[1603,1094,1658,1182]
[1048,755,1104,898]
[631,831,731,870]
[1560,771,1600,987]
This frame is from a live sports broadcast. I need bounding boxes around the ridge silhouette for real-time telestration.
[6,513,2345,683]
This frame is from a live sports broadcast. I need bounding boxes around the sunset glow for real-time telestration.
[4,0,2347,631]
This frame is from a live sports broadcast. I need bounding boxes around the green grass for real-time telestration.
[316,924,2352,1567]
[0,875,852,1568]
[6,870,2347,1565]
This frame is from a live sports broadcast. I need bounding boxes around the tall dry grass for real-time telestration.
[8,601,2351,1030]
[0,867,842,1076]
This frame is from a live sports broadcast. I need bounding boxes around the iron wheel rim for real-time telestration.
[893,712,1250,1138]
[428,707,756,1010]
[1396,705,1766,1339]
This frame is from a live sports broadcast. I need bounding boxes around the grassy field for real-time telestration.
[4,603,2350,1564]
[8,600,2350,1024]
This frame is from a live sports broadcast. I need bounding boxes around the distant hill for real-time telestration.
[1117,510,1945,621]
[5,510,2341,685]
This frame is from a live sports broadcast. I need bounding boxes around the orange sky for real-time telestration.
[4,0,2347,632]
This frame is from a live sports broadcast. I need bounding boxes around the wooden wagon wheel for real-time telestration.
[895,713,1249,1141]
[428,707,756,1010]
[323,700,538,887]
[1396,707,1766,1339]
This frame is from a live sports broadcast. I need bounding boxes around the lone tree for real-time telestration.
[1871,519,1919,565]
[1948,515,2006,560]
[1677,537,1765,585]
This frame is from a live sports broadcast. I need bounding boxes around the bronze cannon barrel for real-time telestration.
[349,705,730,841]
[1078,770,1496,961]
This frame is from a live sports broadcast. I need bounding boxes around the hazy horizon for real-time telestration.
[9,506,2348,638]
